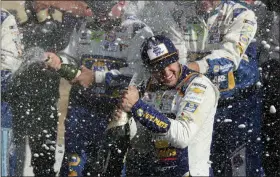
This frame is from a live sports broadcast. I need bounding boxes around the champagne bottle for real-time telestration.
[57,64,81,81]
[95,111,130,176]
[45,56,81,81]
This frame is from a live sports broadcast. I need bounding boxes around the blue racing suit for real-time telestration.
[58,15,153,176]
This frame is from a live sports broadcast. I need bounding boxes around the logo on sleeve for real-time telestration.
[183,102,199,113]
[239,34,249,45]
[184,83,207,103]
[137,109,144,117]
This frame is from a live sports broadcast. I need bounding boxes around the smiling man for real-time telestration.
[119,35,220,176]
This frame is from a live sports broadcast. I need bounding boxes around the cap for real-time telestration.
[141,35,179,71]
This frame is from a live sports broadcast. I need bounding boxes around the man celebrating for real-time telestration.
[130,1,261,176]
[45,1,153,176]
[120,35,219,176]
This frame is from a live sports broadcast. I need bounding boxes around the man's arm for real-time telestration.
[127,76,219,148]
[1,9,23,72]
[192,6,257,76]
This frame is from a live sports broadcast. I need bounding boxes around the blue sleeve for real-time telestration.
[206,58,234,77]
[131,99,171,133]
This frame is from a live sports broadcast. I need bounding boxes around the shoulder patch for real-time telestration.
[184,81,207,104]
[233,8,247,18]
[183,102,199,113]
[1,10,10,24]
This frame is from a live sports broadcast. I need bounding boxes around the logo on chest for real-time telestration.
[101,32,118,52]
[154,140,177,160]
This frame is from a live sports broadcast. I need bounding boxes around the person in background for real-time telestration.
[3,1,92,176]
[45,1,153,176]
[1,8,23,177]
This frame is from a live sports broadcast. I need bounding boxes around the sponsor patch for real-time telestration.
[191,83,207,89]
[214,65,220,73]
[137,109,144,117]
[142,112,169,128]
[190,87,205,94]
[157,147,177,158]
[185,91,204,103]
[219,64,233,73]
[183,102,199,113]
[184,82,207,103]
[101,40,118,51]
[69,154,81,166]
[154,140,169,148]
[92,61,107,71]
[240,34,249,45]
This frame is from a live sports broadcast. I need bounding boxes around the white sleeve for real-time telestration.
[196,8,257,73]
[163,76,219,148]
[1,10,23,72]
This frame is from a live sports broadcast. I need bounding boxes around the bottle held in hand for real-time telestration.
[57,64,81,81]
[45,56,81,80]
[95,111,130,176]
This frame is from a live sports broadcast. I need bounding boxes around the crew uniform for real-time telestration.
[1,8,22,176]
[125,35,220,176]
[57,4,153,176]
[130,1,262,176]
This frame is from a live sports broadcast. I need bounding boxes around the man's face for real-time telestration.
[152,62,181,87]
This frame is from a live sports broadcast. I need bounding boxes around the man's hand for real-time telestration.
[71,65,95,88]
[121,86,139,112]
[44,52,62,70]
[112,108,123,121]
[187,62,200,72]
